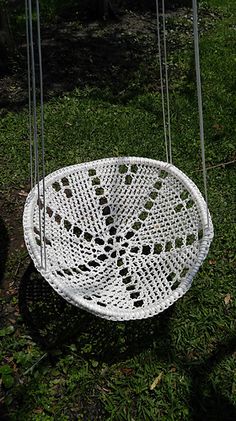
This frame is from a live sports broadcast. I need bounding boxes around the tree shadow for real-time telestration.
[0,215,9,288]
[187,332,236,421]
[19,261,174,363]
[19,262,236,418]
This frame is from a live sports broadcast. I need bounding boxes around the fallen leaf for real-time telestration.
[150,372,163,390]
[224,293,232,305]
[209,259,216,265]
[120,367,134,376]
[18,190,28,197]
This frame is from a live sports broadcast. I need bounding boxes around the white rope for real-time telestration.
[25,0,33,190]
[192,0,209,227]
[161,0,172,164]
[27,0,44,267]
[155,0,169,162]
[36,0,47,269]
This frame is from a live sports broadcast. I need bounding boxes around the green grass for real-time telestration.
[0,0,236,419]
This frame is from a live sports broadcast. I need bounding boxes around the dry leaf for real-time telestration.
[150,372,163,390]
[224,293,232,305]
[120,367,134,376]
[18,190,28,197]
[209,259,216,265]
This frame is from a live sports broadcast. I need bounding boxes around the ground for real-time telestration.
[0,0,235,420]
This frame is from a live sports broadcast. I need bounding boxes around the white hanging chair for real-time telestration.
[23,157,213,321]
[23,0,213,321]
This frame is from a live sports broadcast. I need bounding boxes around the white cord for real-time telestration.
[192,0,209,227]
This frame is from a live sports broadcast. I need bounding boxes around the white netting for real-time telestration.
[23,157,213,321]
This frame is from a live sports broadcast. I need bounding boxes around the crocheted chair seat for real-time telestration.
[23,157,213,321]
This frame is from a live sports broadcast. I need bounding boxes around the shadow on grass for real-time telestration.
[186,332,236,421]
[0,216,9,289]
[19,262,236,420]
[19,261,173,361]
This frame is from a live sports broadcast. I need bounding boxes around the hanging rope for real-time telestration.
[25,0,47,269]
[155,0,169,162]
[192,0,209,227]
[36,0,47,269]
[155,0,172,163]
[161,0,172,164]
[25,0,33,190]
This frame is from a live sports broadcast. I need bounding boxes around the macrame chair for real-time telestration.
[23,0,214,321]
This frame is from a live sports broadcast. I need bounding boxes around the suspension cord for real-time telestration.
[192,0,209,227]
[161,0,172,164]
[36,0,47,269]
[25,0,33,189]
[155,0,169,162]
[26,0,46,268]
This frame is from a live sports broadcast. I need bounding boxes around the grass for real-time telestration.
[0,0,236,419]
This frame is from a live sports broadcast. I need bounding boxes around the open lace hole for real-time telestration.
[61,177,69,186]
[131,164,138,173]
[144,201,154,210]
[84,232,92,242]
[186,234,196,245]
[198,229,203,240]
[119,164,128,174]
[52,182,61,192]
[95,237,104,245]
[106,216,114,226]
[175,238,183,248]
[102,206,111,216]
[117,259,124,267]
[180,190,189,200]
[109,226,117,236]
[134,300,143,308]
[125,175,132,185]
[119,268,128,276]
[165,241,172,252]
[88,169,96,177]
[73,226,82,237]
[88,260,100,268]
[132,222,141,231]
[97,302,106,307]
[126,231,134,240]
[95,187,104,196]
[159,170,168,179]
[46,207,53,217]
[149,191,158,200]
[98,254,108,261]
[175,204,184,213]
[55,214,62,224]
[142,245,151,255]
[126,285,136,291]
[171,281,180,290]
[92,177,101,186]
[186,199,194,209]
[130,292,140,299]
[180,268,189,278]
[139,211,148,221]
[167,272,176,283]
[122,276,132,285]
[99,197,108,205]
[154,243,162,254]
[154,181,162,190]
[64,220,72,231]
[64,188,73,198]
[78,265,90,272]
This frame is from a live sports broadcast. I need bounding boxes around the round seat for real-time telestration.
[23,157,213,321]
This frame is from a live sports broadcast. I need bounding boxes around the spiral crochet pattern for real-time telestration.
[23,157,213,321]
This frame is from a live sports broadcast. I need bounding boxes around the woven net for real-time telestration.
[23,157,213,321]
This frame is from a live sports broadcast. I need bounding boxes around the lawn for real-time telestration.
[0,0,235,420]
